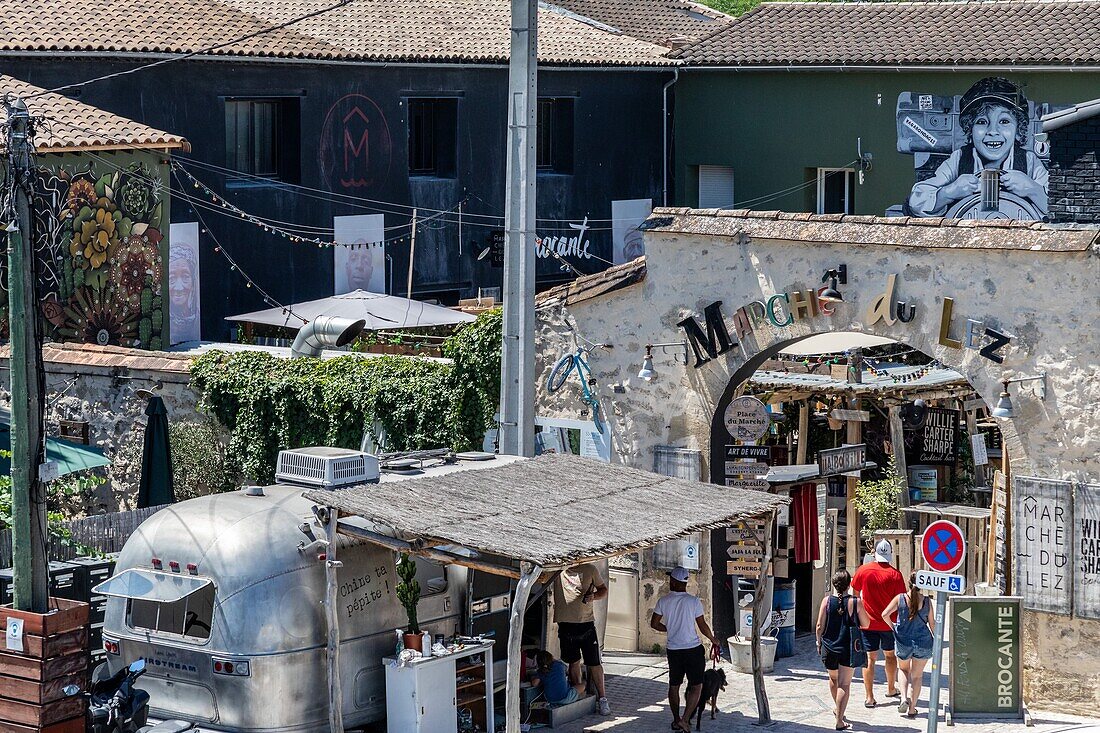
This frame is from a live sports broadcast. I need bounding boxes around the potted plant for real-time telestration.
[853,455,904,548]
[396,553,423,651]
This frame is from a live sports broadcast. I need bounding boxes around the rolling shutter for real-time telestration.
[698,165,735,209]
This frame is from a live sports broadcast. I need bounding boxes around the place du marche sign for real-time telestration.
[949,596,1023,719]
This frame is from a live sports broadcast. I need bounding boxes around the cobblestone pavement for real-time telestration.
[548,637,1096,733]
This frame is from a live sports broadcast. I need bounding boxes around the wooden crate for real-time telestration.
[0,600,88,733]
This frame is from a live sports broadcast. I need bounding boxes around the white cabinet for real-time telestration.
[384,642,494,733]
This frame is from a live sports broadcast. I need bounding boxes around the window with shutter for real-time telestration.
[698,165,735,209]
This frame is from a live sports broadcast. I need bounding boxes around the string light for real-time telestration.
[863,356,943,384]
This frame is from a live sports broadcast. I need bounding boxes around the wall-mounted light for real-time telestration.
[819,264,848,303]
[991,372,1047,419]
[637,342,689,383]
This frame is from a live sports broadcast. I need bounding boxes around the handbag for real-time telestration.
[846,596,868,669]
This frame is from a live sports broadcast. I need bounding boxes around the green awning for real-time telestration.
[0,425,110,478]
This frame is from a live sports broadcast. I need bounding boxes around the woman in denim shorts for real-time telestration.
[883,572,936,718]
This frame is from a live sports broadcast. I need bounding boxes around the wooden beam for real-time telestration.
[845,396,862,571]
[889,405,910,514]
[325,510,344,733]
[506,562,542,733]
[335,521,527,579]
[751,510,776,724]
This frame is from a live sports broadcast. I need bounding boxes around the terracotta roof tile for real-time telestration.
[536,255,647,306]
[551,0,730,47]
[0,75,188,153]
[0,0,676,66]
[646,207,1100,252]
[675,0,1100,66]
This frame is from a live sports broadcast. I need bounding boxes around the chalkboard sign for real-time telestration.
[949,597,1023,719]
[904,406,959,465]
[1014,476,1073,614]
[1074,482,1100,620]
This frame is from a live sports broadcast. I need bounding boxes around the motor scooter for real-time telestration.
[64,659,151,733]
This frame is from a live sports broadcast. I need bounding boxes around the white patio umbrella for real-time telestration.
[225,289,476,331]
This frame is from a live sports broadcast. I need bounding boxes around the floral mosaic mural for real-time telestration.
[1,154,169,350]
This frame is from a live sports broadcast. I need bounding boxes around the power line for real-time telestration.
[25,0,354,99]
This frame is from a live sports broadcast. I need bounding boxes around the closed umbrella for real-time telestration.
[137,395,175,508]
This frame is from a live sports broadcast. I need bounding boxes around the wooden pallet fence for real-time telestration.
[0,505,168,567]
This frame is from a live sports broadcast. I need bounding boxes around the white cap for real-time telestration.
[874,539,894,563]
[669,566,690,583]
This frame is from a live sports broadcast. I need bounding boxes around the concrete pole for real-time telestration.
[499,0,537,458]
[5,97,49,613]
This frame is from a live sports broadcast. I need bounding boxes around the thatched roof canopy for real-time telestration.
[305,453,787,569]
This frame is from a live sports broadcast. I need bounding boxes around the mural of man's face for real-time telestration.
[346,247,374,290]
[169,257,193,308]
[972,104,1018,167]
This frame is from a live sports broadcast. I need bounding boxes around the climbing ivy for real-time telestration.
[190,309,502,483]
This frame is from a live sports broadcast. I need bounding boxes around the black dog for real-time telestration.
[693,667,727,730]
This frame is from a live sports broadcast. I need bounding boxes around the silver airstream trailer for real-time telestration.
[94,448,474,731]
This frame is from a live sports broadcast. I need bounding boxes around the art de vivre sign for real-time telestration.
[677,270,1013,369]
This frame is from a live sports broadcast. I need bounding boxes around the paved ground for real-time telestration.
[547,637,1097,733]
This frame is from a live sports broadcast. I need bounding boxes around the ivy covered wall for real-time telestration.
[190,309,502,483]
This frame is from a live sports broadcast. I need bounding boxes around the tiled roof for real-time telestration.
[0,0,674,66]
[536,256,647,306]
[553,0,730,47]
[0,75,188,154]
[674,0,1100,66]
[643,208,1100,252]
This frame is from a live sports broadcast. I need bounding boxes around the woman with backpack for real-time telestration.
[816,570,871,730]
[883,573,936,717]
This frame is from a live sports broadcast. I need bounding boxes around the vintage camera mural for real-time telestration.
[894,77,1056,221]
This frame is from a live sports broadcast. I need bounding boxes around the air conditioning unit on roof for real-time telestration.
[275,447,379,489]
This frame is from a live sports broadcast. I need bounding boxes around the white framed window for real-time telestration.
[698,165,735,209]
[816,168,856,214]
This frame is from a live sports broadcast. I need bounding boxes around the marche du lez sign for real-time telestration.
[677,270,1013,368]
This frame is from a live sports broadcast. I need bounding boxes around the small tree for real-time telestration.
[396,553,421,634]
[854,455,904,544]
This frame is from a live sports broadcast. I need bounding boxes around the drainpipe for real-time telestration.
[290,316,366,358]
[662,67,680,207]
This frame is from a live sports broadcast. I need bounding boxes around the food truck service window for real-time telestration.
[94,569,216,641]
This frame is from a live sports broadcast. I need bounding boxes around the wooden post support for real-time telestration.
[845,397,862,571]
[324,510,344,733]
[796,400,810,465]
[406,208,417,299]
[889,405,910,513]
[506,562,543,733]
[750,511,776,724]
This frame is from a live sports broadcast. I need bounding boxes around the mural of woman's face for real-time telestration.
[972,104,1018,166]
[169,258,194,307]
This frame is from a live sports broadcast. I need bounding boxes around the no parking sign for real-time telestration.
[922,519,966,573]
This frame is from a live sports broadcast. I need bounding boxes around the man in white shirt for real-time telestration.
[650,566,721,733]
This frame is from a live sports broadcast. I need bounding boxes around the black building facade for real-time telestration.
[0,57,673,341]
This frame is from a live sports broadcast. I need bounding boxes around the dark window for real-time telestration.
[537,98,574,174]
[224,98,300,182]
[408,98,457,177]
[127,583,216,641]
[817,168,856,214]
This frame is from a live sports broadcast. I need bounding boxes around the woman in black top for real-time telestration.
[816,570,871,730]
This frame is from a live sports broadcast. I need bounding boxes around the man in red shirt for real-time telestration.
[851,539,907,707]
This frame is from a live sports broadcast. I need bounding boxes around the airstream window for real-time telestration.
[127,582,216,640]
[414,556,447,595]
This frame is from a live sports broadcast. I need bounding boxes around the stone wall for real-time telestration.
[534,211,1100,711]
[0,343,199,512]
[1048,114,1100,224]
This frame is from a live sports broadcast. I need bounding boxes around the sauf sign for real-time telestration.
[676,267,1014,368]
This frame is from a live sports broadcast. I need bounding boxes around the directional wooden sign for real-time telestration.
[830,409,870,422]
[726,525,766,543]
[817,444,866,477]
[724,462,769,477]
[726,558,768,577]
[727,544,763,558]
[724,478,770,491]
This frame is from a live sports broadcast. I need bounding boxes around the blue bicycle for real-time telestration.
[546,346,604,434]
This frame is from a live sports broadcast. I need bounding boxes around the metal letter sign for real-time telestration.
[922,519,966,573]
[723,396,770,442]
[949,597,1023,721]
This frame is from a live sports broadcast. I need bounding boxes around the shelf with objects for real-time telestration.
[384,640,495,733]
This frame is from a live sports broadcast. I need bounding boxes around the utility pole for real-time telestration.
[4,96,49,612]
[499,0,537,458]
